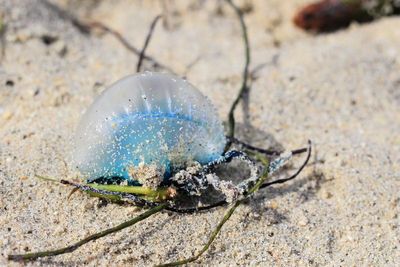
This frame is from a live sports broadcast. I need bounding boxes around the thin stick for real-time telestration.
[166,200,225,214]
[229,136,308,156]
[225,0,251,150]
[42,0,91,34]
[137,15,162,72]
[88,21,175,74]
[42,0,173,73]
[260,140,312,188]
[8,203,167,261]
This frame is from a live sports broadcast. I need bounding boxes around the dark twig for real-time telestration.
[137,15,162,72]
[42,0,91,34]
[165,200,225,214]
[183,55,202,77]
[8,204,167,261]
[260,140,312,188]
[225,0,251,150]
[87,21,175,74]
[88,22,140,52]
[228,136,307,156]
[42,0,174,73]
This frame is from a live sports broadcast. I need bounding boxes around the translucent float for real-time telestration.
[72,72,226,183]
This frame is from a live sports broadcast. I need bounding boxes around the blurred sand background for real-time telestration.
[0,0,399,266]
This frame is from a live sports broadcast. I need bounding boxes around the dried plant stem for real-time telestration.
[229,136,308,156]
[8,204,167,261]
[42,0,91,34]
[137,15,162,72]
[225,0,251,149]
[261,140,312,189]
[42,0,174,73]
[87,21,175,74]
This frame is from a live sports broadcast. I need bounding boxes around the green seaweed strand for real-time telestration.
[225,0,251,150]
[8,204,167,261]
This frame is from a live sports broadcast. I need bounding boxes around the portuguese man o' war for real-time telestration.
[72,72,226,186]
[8,0,312,262]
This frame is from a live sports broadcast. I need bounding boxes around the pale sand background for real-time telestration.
[0,0,399,266]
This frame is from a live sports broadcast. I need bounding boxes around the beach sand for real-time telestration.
[0,0,399,266]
